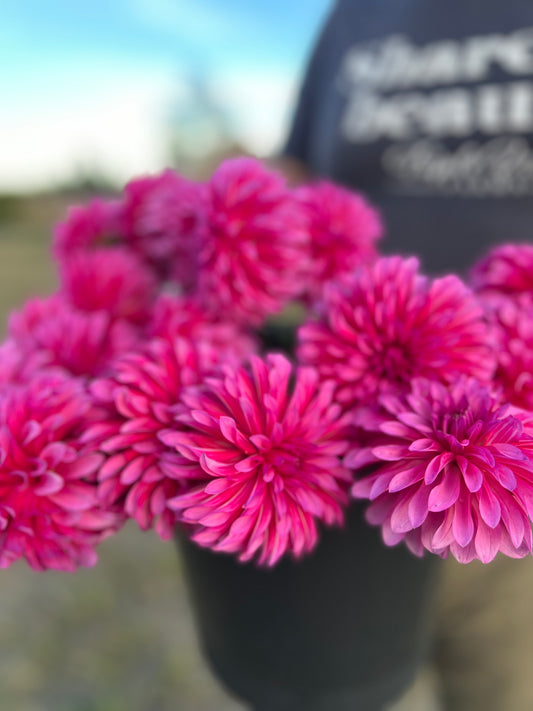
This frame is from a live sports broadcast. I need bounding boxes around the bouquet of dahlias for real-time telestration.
[3,156,533,572]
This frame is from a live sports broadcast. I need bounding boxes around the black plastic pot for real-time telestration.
[176,501,439,711]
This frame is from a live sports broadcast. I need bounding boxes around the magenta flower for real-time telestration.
[59,247,157,325]
[349,378,533,563]
[161,354,351,566]
[0,339,53,385]
[470,243,533,296]
[148,293,258,358]
[296,180,382,301]
[9,296,138,378]
[480,293,533,411]
[298,256,495,408]
[53,198,122,261]
[85,337,217,540]
[196,157,309,325]
[122,169,204,287]
[0,374,121,571]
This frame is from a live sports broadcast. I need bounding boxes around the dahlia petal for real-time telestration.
[372,444,409,461]
[344,447,376,470]
[492,464,517,491]
[33,472,64,496]
[378,420,414,438]
[204,478,231,495]
[150,484,169,516]
[451,539,479,564]
[408,486,431,528]
[409,438,441,453]
[424,452,454,485]
[181,506,215,523]
[41,441,71,467]
[234,455,262,473]
[67,452,105,479]
[99,478,126,507]
[493,443,528,460]
[431,510,455,550]
[369,473,395,500]
[500,496,527,548]
[428,467,461,512]
[473,522,501,563]
[389,466,424,492]
[390,495,414,533]
[452,492,474,547]
[50,488,94,511]
[456,456,484,493]
[120,456,148,486]
[155,510,176,541]
[366,496,395,525]
[99,453,129,481]
[478,485,502,528]
[381,519,407,546]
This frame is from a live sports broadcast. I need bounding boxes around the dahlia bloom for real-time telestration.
[0,374,121,571]
[85,336,218,540]
[298,256,495,408]
[470,243,533,297]
[122,169,204,287]
[148,293,257,359]
[9,296,138,378]
[480,293,533,411]
[296,180,382,301]
[349,378,533,563]
[0,339,53,385]
[161,354,352,566]
[59,246,157,325]
[196,157,309,325]
[53,198,122,261]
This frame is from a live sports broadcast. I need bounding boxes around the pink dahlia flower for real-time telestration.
[480,293,533,410]
[349,378,533,563]
[9,296,138,378]
[161,354,352,566]
[0,339,53,385]
[53,198,122,261]
[0,374,121,571]
[196,157,309,326]
[148,293,258,358]
[296,180,382,301]
[470,243,533,297]
[298,256,495,408]
[85,337,217,540]
[122,169,204,288]
[59,246,157,325]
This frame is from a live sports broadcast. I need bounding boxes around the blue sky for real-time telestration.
[0,0,332,191]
